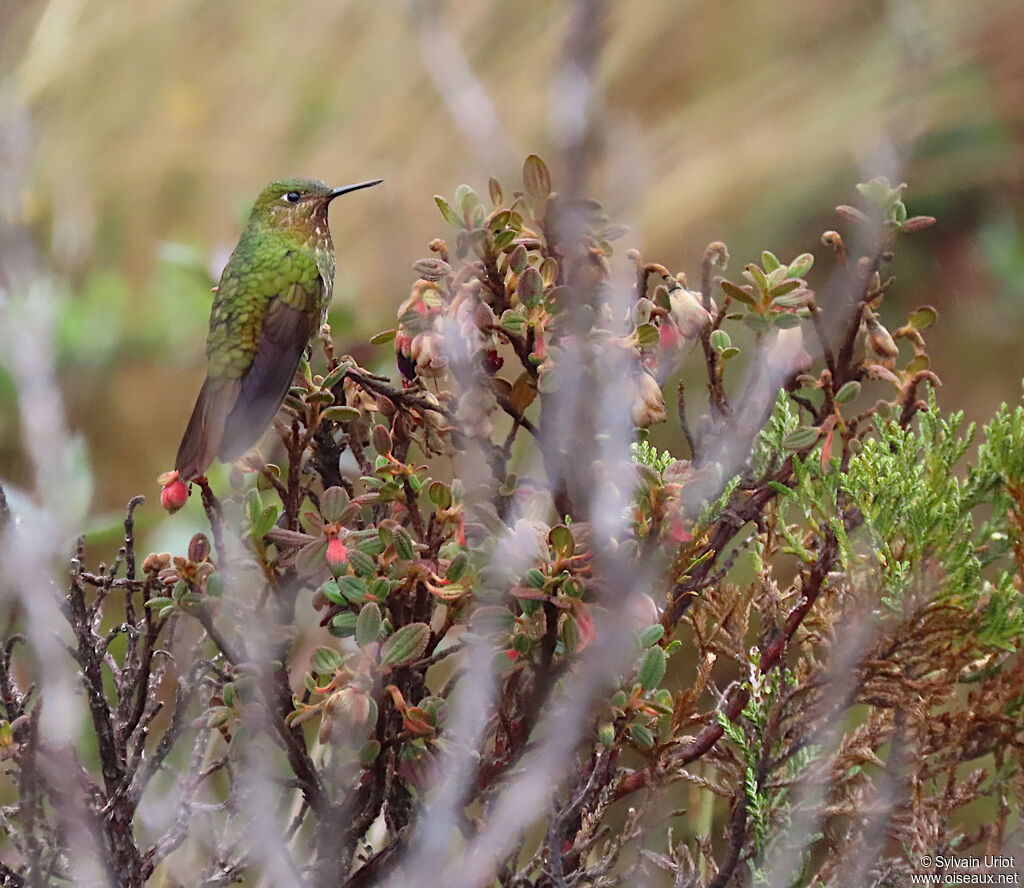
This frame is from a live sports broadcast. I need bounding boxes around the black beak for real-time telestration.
[327,179,383,202]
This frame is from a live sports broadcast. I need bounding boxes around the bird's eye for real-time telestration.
[284,191,301,204]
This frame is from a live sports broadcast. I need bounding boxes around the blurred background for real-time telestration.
[0,0,1022,541]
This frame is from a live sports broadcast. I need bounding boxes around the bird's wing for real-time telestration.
[217,281,320,462]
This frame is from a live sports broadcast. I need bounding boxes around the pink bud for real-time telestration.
[326,536,348,568]
[160,473,189,514]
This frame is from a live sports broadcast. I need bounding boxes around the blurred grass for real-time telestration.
[1,0,1022,521]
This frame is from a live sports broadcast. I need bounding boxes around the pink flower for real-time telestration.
[326,536,349,569]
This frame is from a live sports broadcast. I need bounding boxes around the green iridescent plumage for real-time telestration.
[174,176,381,481]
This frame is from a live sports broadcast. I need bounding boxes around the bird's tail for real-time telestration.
[174,377,240,482]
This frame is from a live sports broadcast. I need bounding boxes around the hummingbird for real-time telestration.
[170,176,382,490]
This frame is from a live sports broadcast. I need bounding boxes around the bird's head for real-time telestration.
[249,177,382,235]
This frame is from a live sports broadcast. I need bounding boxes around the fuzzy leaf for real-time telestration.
[638,624,664,648]
[356,603,382,648]
[835,380,861,404]
[312,647,343,675]
[321,405,362,422]
[434,195,463,228]
[629,723,655,749]
[517,266,543,307]
[330,610,358,637]
[782,427,820,450]
[380,623,430,668]
[720,279,757,307]
[523,154,552,200]
[321,487,350,522]
[488,176,503,206]
[788,253,814,278]
[638,646,667,690]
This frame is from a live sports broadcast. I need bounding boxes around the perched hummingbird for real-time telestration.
[172,176,382,485]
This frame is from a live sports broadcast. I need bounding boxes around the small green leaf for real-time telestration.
[296,540,329,575]
[638,624,664,648]
[769,279,801,299]
[411,255,452,278]
[446,552,469,583]
[548,525,574,559]
[358,537,387,558]
[356,603,382,648]
[367,578,391,601]
[629,723,655,749]
[347,549,377,579]
[330,610,359,637]
[720,279,757,307]
[905,353,930,374]
[782,427,820,450]
[516,266,543,306]
[719,346,740,360]
[321,487,350,523]
[772,312,801,329]
[428,481,452,509]
[337,576,368,604]
[744,263,769,294]
[508,243,528,274]
[525,568,546,589]
[312,647,344,674]
[834,380,861,404]
[321,405,362,422]
[369,328,398,345]
[634,323,659,349]
[380,622,431,668]
[434,195,463,228]
[492,228,516,250]
[709,329,731,352]
[788,253,814,278]
[455,184,478,216]
[638,646,667,690]
[523,154,551,200]
[320,579,345,605]
[501,310,527,336]
[252,505,278,539]
[320,361,353,391]
[488,210,511,232]
[393,529,415,561]
[761,251,781,272]
[742,312,773,333]
[907,305,938,330]
[488,176,503,206]
[772,289,814,309]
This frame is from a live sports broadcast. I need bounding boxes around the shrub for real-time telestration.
[0,159,1020,888]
